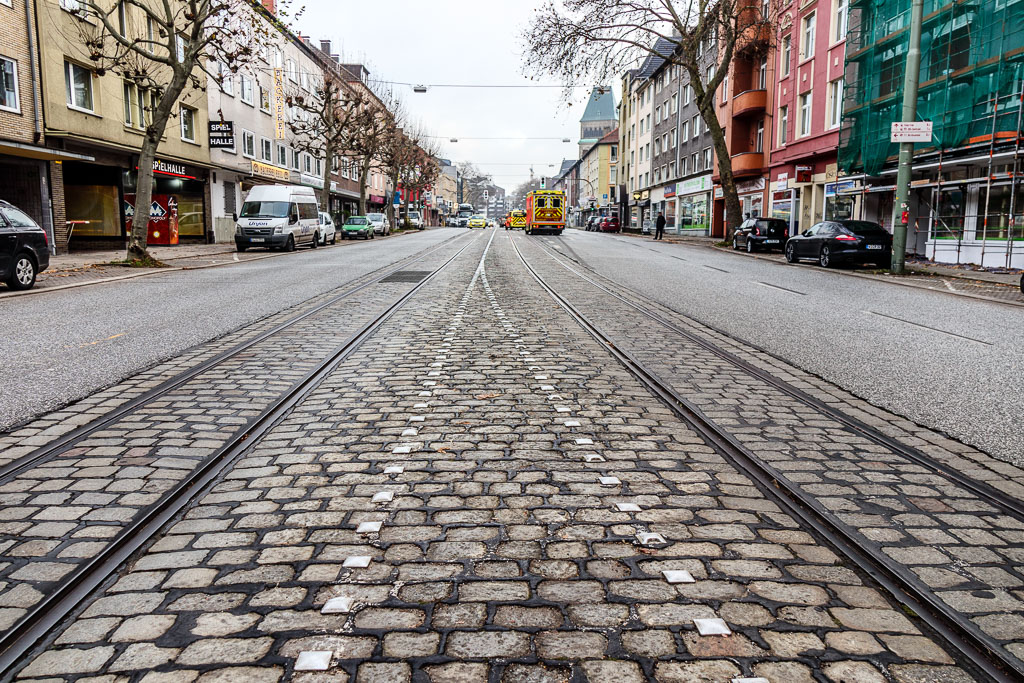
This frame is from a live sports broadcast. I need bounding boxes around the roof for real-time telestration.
[580,87,617,123]
[598,129,620,144]
[635,37,676,81]
[557,159,577,178]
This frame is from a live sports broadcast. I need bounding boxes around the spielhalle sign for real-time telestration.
[209,121,236,149]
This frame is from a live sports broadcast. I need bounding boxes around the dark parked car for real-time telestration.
[1,200,50,291]
[599,216,620,232]
[584,217,598,231]
[732,216,788,253]
[785,219,892,268]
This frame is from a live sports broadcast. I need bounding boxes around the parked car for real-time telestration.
[318,212,337,245]
[785,220,893,268]
[585,217,598,231]
[367,212,390,236]
[468,216,487,229]
[235,185,320,252]
[457,216,469,227]
[0,200,50,291]
[599,216,620,233]
[401,210,424,230]
[342,216,375,240]
[732,216,788,253]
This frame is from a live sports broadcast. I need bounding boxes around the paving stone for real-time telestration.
[534,631,607,659]
[822,661,887,683]
[446,631,531,658]
[176,637,273,665]
[110,615,177,642]
[18,647,116,677]
[382,632,440,658]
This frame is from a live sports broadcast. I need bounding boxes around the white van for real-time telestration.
[235,185,321,252]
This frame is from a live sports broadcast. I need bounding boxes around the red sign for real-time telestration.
[124,194,179,245]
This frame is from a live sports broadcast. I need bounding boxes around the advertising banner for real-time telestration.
[124,193,179,245]
[274,69,286,140]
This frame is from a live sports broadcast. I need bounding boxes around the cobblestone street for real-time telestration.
[1,229,1009,681]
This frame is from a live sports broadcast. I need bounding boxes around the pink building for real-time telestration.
[768,0,849,235]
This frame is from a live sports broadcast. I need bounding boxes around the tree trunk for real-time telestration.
[402,188,411,228]
[127,67,190,262]
[320,146,334,214]
[705,112,743,233]
[358,156,371,216]
[387,169,399,228]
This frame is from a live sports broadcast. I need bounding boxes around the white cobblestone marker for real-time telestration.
[384,466,404,475]
[295,651,333,671]
[583,454,605,462]
[636,532,667,545]
[343,555,372,568]
[662,570,696,584]
[372,491,395,503]
[615,502,642,512]
[575,438,594,445]
[356,521,383,534]
[321,597,355,614]
[413,403,429,408]
[401,428,418,437]
[732,678,770,683]
[564,420,582,427]
[693,618,732,636]
[598,476,621,486]
[410,416,426,422]
[392,446,413,454]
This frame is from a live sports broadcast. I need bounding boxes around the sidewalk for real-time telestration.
[613,230,1024,306]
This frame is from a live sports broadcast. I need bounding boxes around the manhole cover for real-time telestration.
[380,270,432,283]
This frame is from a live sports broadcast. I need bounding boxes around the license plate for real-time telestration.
[765,239,779,244]
[866,244,883,250]
[250,238,265,243]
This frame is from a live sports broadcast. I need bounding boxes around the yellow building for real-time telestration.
[579,128,619,221]
[36,0,212,249]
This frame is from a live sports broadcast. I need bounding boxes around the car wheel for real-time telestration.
[371,231,375,239]
[7,252,37,291]
[1020,273,1024,295]
[746,239,755,253]
[785,242,797,263]
[819,246,832,268]
[286,235,296,252]
[732,237,739,250]
[311,232,319,249]
[875,259,889,270]
[331,234,337,244]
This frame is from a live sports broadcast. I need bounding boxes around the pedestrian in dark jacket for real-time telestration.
[654,212,666,240]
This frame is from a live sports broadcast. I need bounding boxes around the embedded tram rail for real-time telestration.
[512,232,1024,682]
[0,232,481,676]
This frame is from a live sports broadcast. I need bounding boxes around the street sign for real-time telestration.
[890,121,932,143]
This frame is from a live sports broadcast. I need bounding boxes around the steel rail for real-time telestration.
[528,236,1024,521]
[0,233,481,678]
[511,234,1019,683]
[0,231,472,484]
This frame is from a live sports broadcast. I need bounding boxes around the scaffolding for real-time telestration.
[838,0,1024,267]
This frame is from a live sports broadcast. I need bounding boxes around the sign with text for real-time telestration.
[251,160,291,181]
[273,68,287,140]
[890,121,933,143]
[209,121,235,149]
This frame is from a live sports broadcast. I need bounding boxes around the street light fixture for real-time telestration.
[450,138,459,143]
[413,85,428,93]
[561,138,571,143]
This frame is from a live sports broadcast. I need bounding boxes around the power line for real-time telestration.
[368,79,604,90]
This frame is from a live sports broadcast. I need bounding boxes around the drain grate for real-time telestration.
[380,270,433,283]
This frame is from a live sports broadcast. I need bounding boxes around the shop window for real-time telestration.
[180,106,196,142]
[64,60,94,112]
[933,188,966,239]
[1,56,19,113]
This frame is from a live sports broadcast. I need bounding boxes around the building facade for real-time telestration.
[578,129,618,223]
[578,87,617,157]
[839,0,1024,267]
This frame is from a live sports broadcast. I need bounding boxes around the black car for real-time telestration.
[732,216,789,253]
[785,219,892,268]
[0,200,50,291]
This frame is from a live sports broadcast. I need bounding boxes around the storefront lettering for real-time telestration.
[251,160,291,181]
[274,69,286,140]
[209,121,236,149]
[152,159,191,178]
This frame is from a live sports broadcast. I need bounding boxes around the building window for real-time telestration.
[670,128,677,147]
[655,167,661,183]
[655,138,662,156]
[670,93,677,114]
[802,12,816,58]
[682,120,689,140]
[59,0,82,11]
[0,56,20,113]
[260,137,272,161]
[691,152,699,173]
[703,148,712,170]
[117,2,126,34]
[180,106,196,142]
[799,92,812,136]
[828,78,844,129]
[639,118,645,135]
[639,146,644,163]
[287,59,297,82]
[242,130,255,158]
[278,144,287,166]
[759,57,767,90]
[834,0,848,42]
[610,144,618,161]
[655,105,661,124]
[722,72,728,103]
[682,157,688,175]
[669,161,675,177]
[64,61,94,112]
[259,85,270,113]
[240,76,254,105]
[273,47,283,69]
[122,81,133,125]
[304,154,312,174]
[176,35,186,61]
[692,115,699,138]
[779,105,789,145]
[291,148,300,170]
[756,120,764,152]
[216,62,234,96]
[782,35,792,77]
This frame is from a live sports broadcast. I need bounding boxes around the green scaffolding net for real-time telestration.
[839,0,1024,176]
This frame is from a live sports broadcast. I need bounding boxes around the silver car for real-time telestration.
[367,212,391,236]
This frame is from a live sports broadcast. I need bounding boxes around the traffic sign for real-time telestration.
[890,122,932,143]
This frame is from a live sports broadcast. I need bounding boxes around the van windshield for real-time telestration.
[240,201,290,219]
[367,213,384,221]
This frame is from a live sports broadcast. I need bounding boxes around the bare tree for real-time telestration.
[397,131,441,227]
[373,102,410,229]
[345,90,398,216]
[456,162,493,210]
[509,178,543,211]
[524,0,775,231]
[69,0,289,261]
[287,76,366,214]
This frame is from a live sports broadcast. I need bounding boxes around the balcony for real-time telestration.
[732,89,767,118]
[730,151,765,177]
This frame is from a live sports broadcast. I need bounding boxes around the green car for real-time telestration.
[342,216,375,240]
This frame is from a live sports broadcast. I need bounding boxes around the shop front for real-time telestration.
[675,175,712,236]
[737,177,765,221]
[629,190,650,231]
[0,140,84,252]
[123,159,210,245]
[63,159,126,250]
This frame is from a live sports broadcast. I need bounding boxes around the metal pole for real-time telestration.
[890,0,925,274]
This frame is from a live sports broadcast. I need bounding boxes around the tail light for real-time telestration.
[835,234,858,242]
[753,227,760,236]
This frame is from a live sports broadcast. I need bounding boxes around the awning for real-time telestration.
[0,140,95,162]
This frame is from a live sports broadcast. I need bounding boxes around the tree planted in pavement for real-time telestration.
[66,0,289,262]
[524,0,776,232]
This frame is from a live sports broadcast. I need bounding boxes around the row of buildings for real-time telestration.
[0,0,450,254]
[551,0,1024,268]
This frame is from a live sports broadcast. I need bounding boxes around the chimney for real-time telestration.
[320,40,332,54]
[331,55,340,64]
[260,0,275,13]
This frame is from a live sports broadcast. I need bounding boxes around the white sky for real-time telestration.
[296,0,615,191]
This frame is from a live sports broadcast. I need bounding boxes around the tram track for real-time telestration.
[511,233,1020,683]
[0,232,481,677]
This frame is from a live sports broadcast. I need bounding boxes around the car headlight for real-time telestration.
[235,225,242,235]
[274,226,283,234]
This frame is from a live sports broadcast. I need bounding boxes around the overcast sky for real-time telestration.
[296,0,616,192]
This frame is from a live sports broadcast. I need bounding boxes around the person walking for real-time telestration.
[654,211,666,240]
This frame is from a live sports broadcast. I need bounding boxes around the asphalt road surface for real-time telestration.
[549,228,1024,463]
[0,228,465,431]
